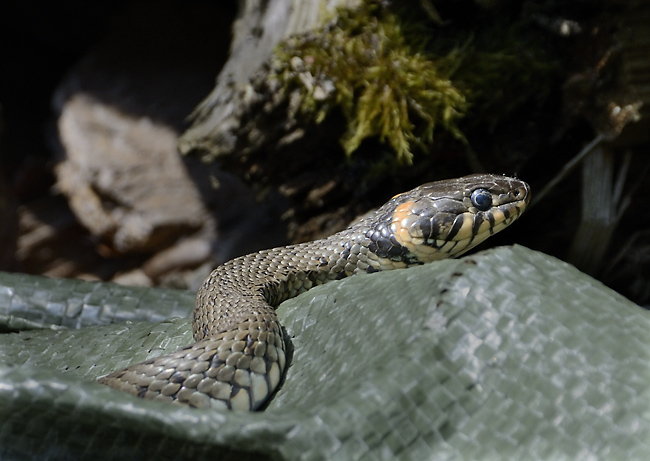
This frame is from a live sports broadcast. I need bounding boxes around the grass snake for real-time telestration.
[99,173,530,411]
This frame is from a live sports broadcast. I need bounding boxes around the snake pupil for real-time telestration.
[470,189,492,211]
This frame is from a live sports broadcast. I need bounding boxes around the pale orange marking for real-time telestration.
[391,201,421,252]
[392,201,415,226]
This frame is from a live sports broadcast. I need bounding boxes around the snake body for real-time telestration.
[99,174,530,411]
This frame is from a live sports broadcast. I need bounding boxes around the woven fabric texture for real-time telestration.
[0,245,648,460]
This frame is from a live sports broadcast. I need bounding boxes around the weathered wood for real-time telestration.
[178,0,358,161]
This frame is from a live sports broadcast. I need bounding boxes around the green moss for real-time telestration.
[274,1,556,165]
[275,3,468,165]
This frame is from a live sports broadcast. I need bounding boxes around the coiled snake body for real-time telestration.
[99,174,530,411]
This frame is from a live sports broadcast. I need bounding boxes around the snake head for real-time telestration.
[367,174,530,266]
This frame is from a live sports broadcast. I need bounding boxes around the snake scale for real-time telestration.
[99,174,530,411]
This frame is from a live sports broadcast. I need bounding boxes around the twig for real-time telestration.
[529,133,604,208]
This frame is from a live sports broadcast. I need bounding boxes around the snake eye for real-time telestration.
[470,189,493,211]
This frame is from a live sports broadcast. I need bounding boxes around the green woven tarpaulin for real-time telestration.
[0,246,648,460]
